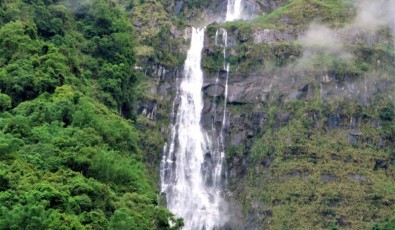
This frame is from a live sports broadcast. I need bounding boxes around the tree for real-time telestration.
[0,93,11,111]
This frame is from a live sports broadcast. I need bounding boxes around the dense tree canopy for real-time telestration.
[0,0,182,229]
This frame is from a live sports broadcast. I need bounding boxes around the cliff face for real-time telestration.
[133,0,395,229]
[201,27,395,229]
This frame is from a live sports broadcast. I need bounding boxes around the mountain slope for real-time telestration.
[0,0,182,229]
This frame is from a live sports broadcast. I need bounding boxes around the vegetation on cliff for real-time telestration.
[200,0,395,229]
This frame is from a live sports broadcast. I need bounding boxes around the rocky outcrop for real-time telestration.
[253,29,297,44]
[204,84,225,97]
[252,0,288,13]
[227,76,272,104]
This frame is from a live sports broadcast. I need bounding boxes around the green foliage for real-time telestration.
[229,88,395,229]
[0,20,73,105]
[380,104,394,122]
[221,0,352,30]
[0,0,182,229]
[0,94,11,111]
[203,35,302,76]
[129,0,187,68]
[0,85,181,229]
[373,219,395,230]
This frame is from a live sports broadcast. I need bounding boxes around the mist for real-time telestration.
[292,24,353,72]
[298,0,394,56]
[347,0,395,33]
[272,0,395,104]
[293,0,393,68]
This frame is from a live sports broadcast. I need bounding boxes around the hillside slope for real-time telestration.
[0,0,182,229]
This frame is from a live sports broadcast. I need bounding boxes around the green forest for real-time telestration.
[1,0,395,229]
[0,0,182,229]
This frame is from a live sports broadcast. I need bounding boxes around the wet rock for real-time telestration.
[348,130,362,144]
[254,0,284,13]
[299,83,309,92]
[150,85,158,96]
[229,115,246,138]
[321,174,336,182]
[251,112,268,128]
[228,84,247,103]
[328,114,341,129]
[341,30,383,46]
[229,156,246,179]
[349,116,359,129]
[286,91,303,101]
[230,132,244,146]
[225,32,238,47]
[374,160,389,171]
[239,33,250,42]
[308,152,319,164]
[174,0,183,14]
[350,130,362,136]
[276,112,290,126]
[219,69,228,79]
[272,199,281,206]
[226,76,271,104]
[376,137,385,149]
[133,19,142,27]
[170,26,182,38]
[298,83,315,99]
[201,113,213,130]
[336,216,351,227]
[183,27,192,40]
[155,113,164,120]
[203,99,212,113]
[159,82,172,95]
[164,67,178,79]
[253,29,295,44]
[347,173,366,182]
[204,45,217,56]
[261,210,273,217]
[215,105,225,116]
[282,170,306,180]
[138,100,157,120]
[202,77,218,88]
[205,84,225,97]
[260,156,271,169]
[321,74,332,83]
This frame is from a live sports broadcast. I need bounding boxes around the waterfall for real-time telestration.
[212,31,220,132]
[221,64,230,150]
[222,30,228,68]
[160,28,224,230]
[226,0,243,22]
[215,29,219,46]
[161,1,246,228]
[216,28,230,152]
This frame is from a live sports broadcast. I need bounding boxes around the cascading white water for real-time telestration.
[161,1,246,228]
[161,28,224,230]
[226,0,243,22]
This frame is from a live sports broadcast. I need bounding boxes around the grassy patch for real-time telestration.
[215,0,352,31]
